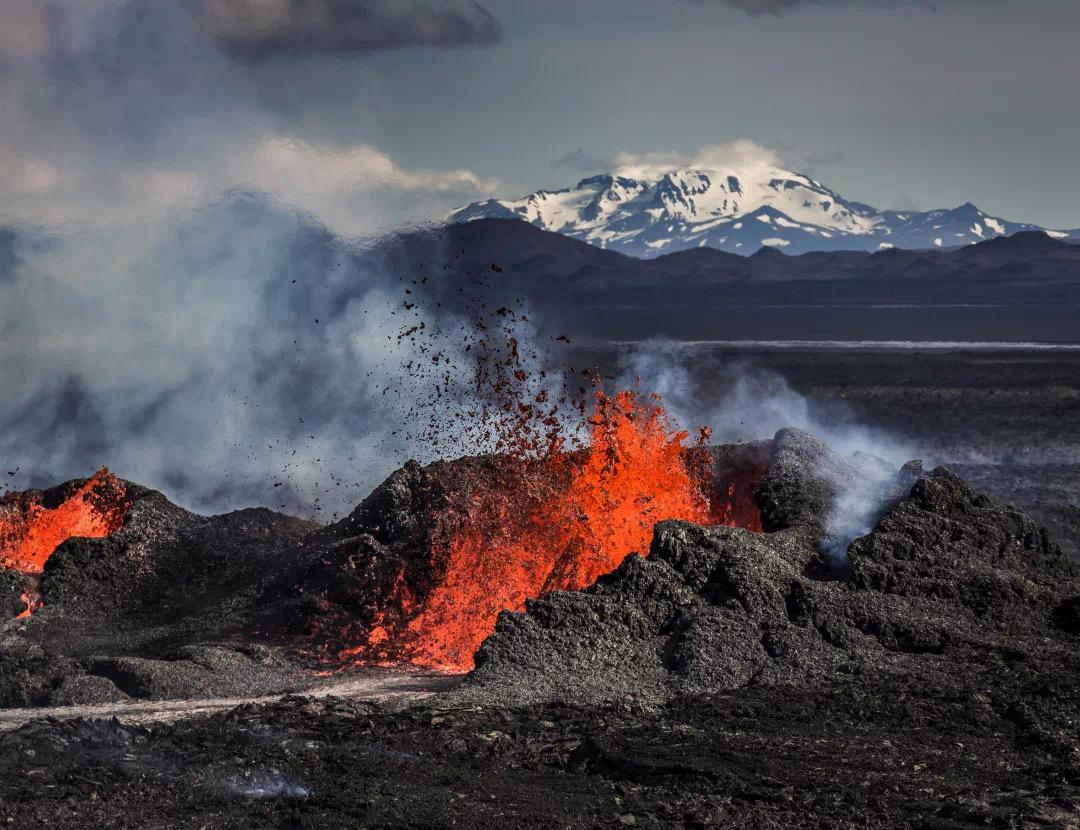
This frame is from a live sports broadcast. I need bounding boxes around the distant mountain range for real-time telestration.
[429,218,1080,340]
[444,218,1080,301]
[427,219,1080,340]
[449,164,1080,257]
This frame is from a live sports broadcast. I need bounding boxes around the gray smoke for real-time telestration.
[1,203,573,517]
[221,771,311,800]
[0,0,528,518]
[0,1,931,535]
[0,199,525,516]
[618,340,923,561]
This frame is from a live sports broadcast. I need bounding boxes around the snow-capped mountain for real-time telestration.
[449,166,1078,258]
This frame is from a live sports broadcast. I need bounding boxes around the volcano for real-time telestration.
[3,424,1080,827]
[0,470,133,620]
[0,469,132,575]
[2,419,1074,707]
[0,415,814,706]
[0,388,726,688]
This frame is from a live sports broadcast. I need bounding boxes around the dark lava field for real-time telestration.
[1,348,1079,829]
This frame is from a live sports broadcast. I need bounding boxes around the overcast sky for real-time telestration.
[381,0,1080,228]
[2,0,1079,236]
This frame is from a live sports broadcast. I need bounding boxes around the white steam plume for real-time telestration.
[0,195,564,518]
[0,0,515,518]
[618,339,924,562]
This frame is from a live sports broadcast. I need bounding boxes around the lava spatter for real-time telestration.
[344,391,759,673]
[321,277,765,672]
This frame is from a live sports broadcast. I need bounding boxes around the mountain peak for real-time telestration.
[448,166,1066,258]
[970,229,1068,252]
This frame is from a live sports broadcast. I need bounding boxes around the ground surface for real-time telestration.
[0,670,457,733]
[1,346,1078,828]
[2,670,1079,829]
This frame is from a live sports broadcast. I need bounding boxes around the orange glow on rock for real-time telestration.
[15,590,39,620]
[0,469,131,575]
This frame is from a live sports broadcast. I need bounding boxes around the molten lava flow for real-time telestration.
[347,391,760,673]
[0,469,131,575]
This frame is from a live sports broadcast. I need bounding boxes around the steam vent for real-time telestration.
[2,428,1079,826]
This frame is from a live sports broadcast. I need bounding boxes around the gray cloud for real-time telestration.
[552,149,613,172]
[0,0,497,232]
[893,191,923,212]
[692,0,935,15]
[0,229,17,283]
[723,0,845,13]
[195,0,502,59]
[0,2,501,66]
[0,0,500,155]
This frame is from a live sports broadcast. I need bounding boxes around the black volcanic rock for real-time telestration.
[3,434,1080,829]
[466,521,815,706]
[0,643,84,708]
[463,466,1077,708]
[756,428,861,533]
[848,468,1064,615]
[278,456,485,651]
[34,491,316,639]
[0,570,23,619]
[2,427,1073,717]
[0,480,317,707]
[81,645,295,701]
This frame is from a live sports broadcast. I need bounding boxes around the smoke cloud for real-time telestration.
[0,0,926,539]
[618,341,923,563]
[611,140,785,181]
[0,199,563,517]
[690,0,935,16]
[0,0,517,517]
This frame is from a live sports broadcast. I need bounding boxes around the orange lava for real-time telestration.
[712,479,764,534]
[347,390,755,673]
[0,469,131,575]
[15,591,39,620]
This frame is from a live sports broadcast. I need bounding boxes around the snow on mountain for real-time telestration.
[449,165,1077,258]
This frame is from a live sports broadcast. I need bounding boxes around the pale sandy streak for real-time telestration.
[0,670,462,733]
